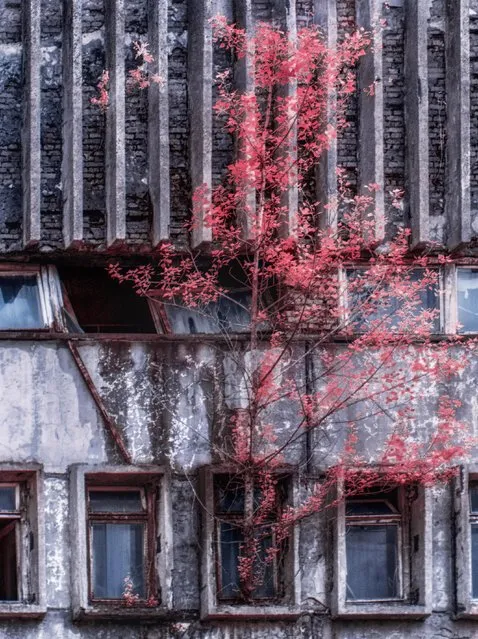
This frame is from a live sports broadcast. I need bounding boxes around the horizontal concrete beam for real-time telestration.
[148,0,170,245]
[62,0,84,248]
[22,0,41,247]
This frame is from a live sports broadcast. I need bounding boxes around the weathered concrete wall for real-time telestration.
[0,339,474,636]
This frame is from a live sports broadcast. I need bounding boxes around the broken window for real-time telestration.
[346,268,440,333]
[0,485,19,601]
[153,291,252,335]
[457,268,478,333]
[345,491,402,601]
[86,483,158,604]
[0,275,44,330]
[59,268,156,333]
[213,474,287,603]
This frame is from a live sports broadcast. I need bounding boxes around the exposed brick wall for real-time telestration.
[40,0,63,248]
[427,0,446,218]
[212,45,233,190]
[383,1,405,233]
[252,1,272,23]
[125,0,150,244]
[168,0,189,247]
[470,2,478,232]
[296,0,313,29]
[0,0,22,250]
[336,0,358,197]
[82,0,106,244]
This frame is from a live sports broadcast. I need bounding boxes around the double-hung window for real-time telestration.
[70,465,172,620]
[345,492,402,601]
[333,482,431,618]
[87,487,154,602]
[200,467,300,619]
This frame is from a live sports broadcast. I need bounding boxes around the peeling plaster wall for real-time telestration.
[0,339,474,636]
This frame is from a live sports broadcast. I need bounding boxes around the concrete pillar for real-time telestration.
[148,0,170,245]
[273,0,298,238]
[235,0,257,240]
[404,0,430,246]
[445,0,470,248]
[105,0,126,246]
[22,0,41,247]
[356,0,385,242]
[314,0,338,233]
[188,0,213,248]
[62,0,84,248]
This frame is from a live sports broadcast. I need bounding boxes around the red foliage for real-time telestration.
[106,20,474,601]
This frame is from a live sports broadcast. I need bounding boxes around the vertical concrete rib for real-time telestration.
[404,0,429,246]
[148,0,170,245]
[22,0,41,247]
[235,0,256,240]
[314,0,338,233]
[62,0,83,248]
[273,0,298,238]
[105,0,126,246]
[445,0,470,248]
[356,0,385,242]
[188,0,213,248]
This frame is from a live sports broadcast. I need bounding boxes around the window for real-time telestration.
[59,268,156,333]
[457,268,478,333]
[345,491,402,601]
[333,482,431,618]
[346,268,440,333]
[0,465,46,618]
[70,465,172,620]
[199,467,300,620]
[470,483,478,599]
[0,277,43,329]
[87,487,153,601]
[152,291,252,335]
[454,470,478,617]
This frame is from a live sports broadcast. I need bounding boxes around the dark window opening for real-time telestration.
[470,483,478,598]
[345,491,402,602]
[87,484,158,604]
[0,276,43,330]
[213,474,288,603]
[0,519,18,601]
[59,268,156,334]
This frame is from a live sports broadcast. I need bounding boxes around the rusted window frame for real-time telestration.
[344,495,405,603]
[85,479,160,606]
[213,473,285,604]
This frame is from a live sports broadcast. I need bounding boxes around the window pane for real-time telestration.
[472,524,478,599]
[346,524,399,600]
[89,490,144,513]
[251,533,276,599]
[216,478,245,514]
[91,523,145,599]
[470,485,478,513]
[0,520,17,601]
[0,277,42,330]
[458,269,478,333]
[164,292,251,335]
[0,487,16,512]
[218,523,242,598]
[346,500,397,516]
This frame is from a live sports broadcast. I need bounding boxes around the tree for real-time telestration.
[107,19,473,601]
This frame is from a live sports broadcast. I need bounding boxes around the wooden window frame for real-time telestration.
[199,466,301,621]
[70,465,173,621]
[86,484,158,605]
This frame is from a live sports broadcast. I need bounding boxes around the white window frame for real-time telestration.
[454,266,478,335]
[69,464,173,621]
[199,466,301,620]
[332,480,432,618]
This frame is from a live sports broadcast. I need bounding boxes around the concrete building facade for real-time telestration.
[0,0,476,637]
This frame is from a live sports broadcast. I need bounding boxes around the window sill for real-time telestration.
[0,603,46,619]
[73,603,172,621]
[455,603,478,619]
[332,602,431,620]
[201,603,301,621]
